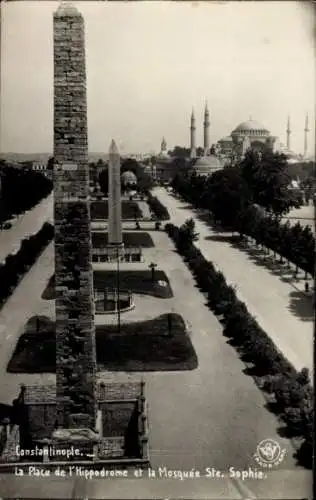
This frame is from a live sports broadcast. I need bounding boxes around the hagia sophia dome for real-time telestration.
[231,119,270,137]
[153,106,309,183]
[216,116,305,162]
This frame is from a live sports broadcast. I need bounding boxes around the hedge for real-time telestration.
[147,193,170,220]
[0,222,54,308]
[165,222,313,468]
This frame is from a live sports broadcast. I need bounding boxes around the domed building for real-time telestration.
[217,116,303,162]
[188,103,224,176]
[121,170,137,186]
[154,137,177,183]
[190,155,223,176]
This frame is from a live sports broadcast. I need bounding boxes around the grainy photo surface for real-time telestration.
[0,1,314,498]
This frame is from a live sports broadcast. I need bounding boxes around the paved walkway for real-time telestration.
[0,235,301,471]
[0,215,311,498]
[0,193,53,263]
[282,204,314,233]
[0,242,55,405]
[137,199,152,219]
[154,188,313,376]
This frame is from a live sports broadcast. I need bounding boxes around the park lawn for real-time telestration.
[42,270,173,300]
[91,201,143,220]
[92,231,154,248]
[94,270,173,298]
[8,314,198,372]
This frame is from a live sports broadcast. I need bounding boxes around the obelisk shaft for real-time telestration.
[108,140,123,245]
[53,4,97,430]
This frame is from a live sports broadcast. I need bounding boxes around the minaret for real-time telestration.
[203,101,210,156]
[160,136,167,156]
[304,113,309,158]
[108,140,123,246]
[190,109,196,159]
[286,115,291,150]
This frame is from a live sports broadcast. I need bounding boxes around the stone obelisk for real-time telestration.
[53,3,97,432]
[108,140,123,246]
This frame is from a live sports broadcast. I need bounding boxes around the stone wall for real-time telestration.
[53,7,97,429]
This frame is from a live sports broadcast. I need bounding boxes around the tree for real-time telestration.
[168,146,191,159]
[0,162,52,222]
[239,151,299,218]
[179,218,199,245]
[204,167,251,227]
[47,156,54,171]
[98,167,109,195]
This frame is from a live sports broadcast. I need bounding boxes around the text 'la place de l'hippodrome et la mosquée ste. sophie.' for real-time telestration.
[15,447,268,480]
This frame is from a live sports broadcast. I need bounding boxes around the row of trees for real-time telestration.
[147,192,170,220]
[237,206,314,276]
[0,222,54,308]
[0,162,53,225]
[165,220,313,468]
[171,151,314,275]
[173,151,303,218]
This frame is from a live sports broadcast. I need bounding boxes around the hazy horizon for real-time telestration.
[1,1,315,156]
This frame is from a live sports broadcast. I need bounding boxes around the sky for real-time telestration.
[0,1,315,155]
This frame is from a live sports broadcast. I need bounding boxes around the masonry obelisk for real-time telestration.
[108,140,123,246]
[53,2,97,433]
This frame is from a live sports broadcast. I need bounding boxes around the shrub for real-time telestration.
[262,374,284,394]
[0,222,54,307]
[166,220,314,465]
[0,162,53,225]
[147,193,170,220]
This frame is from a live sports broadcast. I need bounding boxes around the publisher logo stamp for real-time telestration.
[254,439,286,468]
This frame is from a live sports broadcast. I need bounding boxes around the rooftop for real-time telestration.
[232,119,270,134]
[192,155,223,175]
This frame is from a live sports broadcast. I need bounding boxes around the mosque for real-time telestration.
[153,104,309,180]
[216,114,308,165]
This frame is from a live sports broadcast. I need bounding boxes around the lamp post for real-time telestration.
[149,261,157,282]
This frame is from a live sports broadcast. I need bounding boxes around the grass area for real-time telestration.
[92,231,154,248]
[8,314,198,372]
[94,270,173,298]
[91,201,143,220]
[42,270,173,300]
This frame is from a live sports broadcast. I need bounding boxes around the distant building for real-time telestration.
[190,155,223,177]
[216,117,304,163]
[31,161,53,179]
[188,103,224,176]
[154,137,177,183]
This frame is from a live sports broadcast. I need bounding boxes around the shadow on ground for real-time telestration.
[204,234,237,243]
[177,204,193,210]
[7,314,198,373]
[222,335,311,469]
[288,291,314,321]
